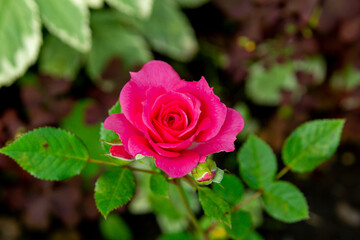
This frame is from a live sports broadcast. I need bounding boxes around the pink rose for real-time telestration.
[104,60,244,178]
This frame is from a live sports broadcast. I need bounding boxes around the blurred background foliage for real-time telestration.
[1,0,360,239]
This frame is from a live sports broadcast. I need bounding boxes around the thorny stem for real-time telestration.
[233,189,263,212]
[275,165,291,180]
[175,179,205,239]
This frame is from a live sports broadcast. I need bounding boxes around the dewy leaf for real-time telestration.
[150,174,169,197]
[35,0,91,52]
[226,210,252,240]
[262,181,308,223]
[99,213,132,240]
[95,168,136,218]
[87,10,153,80]
[39,34,82,80]
[238,135,277,189]
[213,174,244,207]
[282,119,345,172]
[0,0,42,87]
[141,0,198,61]
[198,187,232,226]
[105,0,153,18]
[0,127,88,180]
[246,62,298,106]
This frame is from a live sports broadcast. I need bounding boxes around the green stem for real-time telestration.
[275,165,291,180]
[87,158,119,166]
[175,179,205,239]
[233,190,263,211]
[87,158,157,174]
[126,166,157,174]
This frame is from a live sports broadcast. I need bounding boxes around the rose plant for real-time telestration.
[0,60,345,240]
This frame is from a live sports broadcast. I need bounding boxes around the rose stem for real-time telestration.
[125,166,157,174]
[275,165,291,180]
[233,189,263,212]
[87,158,157,174]
[175,179,205,239]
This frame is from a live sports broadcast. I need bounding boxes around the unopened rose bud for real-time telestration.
[191,158,218,185]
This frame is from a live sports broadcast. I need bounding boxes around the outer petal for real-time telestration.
[155,151,200,178]
[104,113,143,152]
[175,77,227,141]
[127,136,200,178]
[129,60,182,90]
[190,108,244,157]
[109,145,134,160]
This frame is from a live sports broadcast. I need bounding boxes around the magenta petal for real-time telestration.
[109,145,134,160]
[129,60,181,90]
[190,108,244,157]
[104,113,143,152]
[155,151,200,178]
[127,135,158,158]
[175,77,227,141]
[120,81,145,126]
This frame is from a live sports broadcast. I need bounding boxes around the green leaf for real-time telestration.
[95,168,136,218]
[39,34,82,80]
[105,0,153,18]
[60,99,106,178]
[158,232,192,240]
[150,174,169,197]
[100,213,132,240]
[262,181,308,223]
[0,0,42,87]
[295,55,326,84]
[141,0,198,61]
[282,119,345,172]
[238,135,277,189]
[213,174,244,207]
[149,194,182,219]
[87,10,152,80]
[35,0,91,52]
[0,127,88,180]
[198,187,232,226]
[86,0,104,8]
[226,210,252,240]
[244,231,264,240]
[100,101,122,153]
[175,0,208,8]
[246,62,298,106]
[240,192,263,228]
[331,64,360,91]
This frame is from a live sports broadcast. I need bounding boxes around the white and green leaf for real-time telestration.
[35,0,91,52]
[0,0,42,87]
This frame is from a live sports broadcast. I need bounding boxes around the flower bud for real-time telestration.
[191,158,218,185]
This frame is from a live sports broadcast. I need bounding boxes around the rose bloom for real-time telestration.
[104,61,244,177]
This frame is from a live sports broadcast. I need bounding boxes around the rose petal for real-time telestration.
[190,108,244,157]
[155,151,200,178]
[127,136,200,178]
[129,60,182,90]
[175,77,227,141]
[104,113,143,152]
[109,145,134,160]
